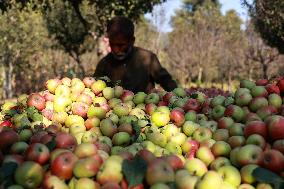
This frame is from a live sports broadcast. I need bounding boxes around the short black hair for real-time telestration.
[106,16,135,38]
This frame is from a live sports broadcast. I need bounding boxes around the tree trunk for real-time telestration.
[2,61,14,99]
[262,63,268,79]
[197,67,203,87]
[70,52,85,78]
[228,68,233,92]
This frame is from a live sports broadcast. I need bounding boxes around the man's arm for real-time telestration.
[150,54,178,92]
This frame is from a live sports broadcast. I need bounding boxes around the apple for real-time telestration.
[266,115,284,141]
[93,96,107,105]
[217,165,241,187]
[55,84,71,97]
[132,92,147,104]
[146,158,175,186]
[249,97,268,112]
[75,177,99,189]
[83,77,95,88]
[268,93,282,108]
[146,132,167,148]
[244,121,267,139]
[85,117,100,130]
[256,105,278,121]
[46,78,61,94]
[228,136,246,148]
[185,110,197,122]
[76,93,93,105]
[120,90,134,102]
[71,102,89,118]
[74,142,98,158]
[210,157,231,170]
[169,132,187,146]
[240,80,256,90]
[225,105,245,122]
[211,95,226,107]
[246,134,266,149]
[27,93,46,111]
[245,112,262,123]
[88,105,107,120]
[55,132,77,151]
[100,118,118,138]
[165,141,182,155]
[145,93,160,104]
[163,154,184,171]
[151,111,170,127]
[251,86,268,98]
[195,171,223,189]
[175,169,199,189]
[14,161,44,189]
[24,143,50,165]
[238,184,256,189]
[96,155,124,185]
[113,103,130,117]
[184,158,208,177]
[237,144,264,166]
[73,156,101,178]
[61,77,71,86]
[196,146,215,166]
[192,127,212,142]
[102,87,114,100]
[229,147,241,167]
[182,121,199,137]
[112,132,131,146]
[51,151,78,180]
[170,109,185,127]
[229,123,244,136]
[211,141,231,157]
[272,139,284,154]
[53,96,72,112]
[0,130,19,152]
[10,141,29,155]
[91,79,106,95]
[262,149,284,173]
[183,98,201,112]
[235,92,253,107]
[218,117,234,129]
[240,164,258,184]
[266,83,280,94]
[145,103,157,115]
[211,105,226,120]
[213,129,229,141]
[256,183,273,189]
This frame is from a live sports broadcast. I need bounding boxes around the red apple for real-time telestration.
[244,121,267,139]
[272,139,284,154]
[170,109,185,127]
[83,77,95,88]
[27,93,46,111]
[183,99,201,112]
[277,79,284,93]
[262,149,284,173]
[266,84,280,95]
[51,151,78,180]
[24,143,50,165]
[55,132,77,151]
[0,130,19,152]
[266,115,284,141]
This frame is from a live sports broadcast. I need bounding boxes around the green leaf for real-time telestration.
[20,116,31,128]
[190,93,198,99]
[46,136,56,151]
[0,162,18,178]
[3,109,18,117]
[130,120,141,143]
[30,113,43,122]
[122,156,147,188]
[252,167,284,188]
[168,182,177,189]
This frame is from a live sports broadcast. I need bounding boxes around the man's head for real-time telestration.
[106,16,135,60]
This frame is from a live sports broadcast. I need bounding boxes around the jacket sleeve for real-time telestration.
[93,58,106,78]
[150,54,178,92]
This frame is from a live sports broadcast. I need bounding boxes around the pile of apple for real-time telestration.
[0,76,284,189]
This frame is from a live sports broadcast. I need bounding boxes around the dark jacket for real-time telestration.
[94,46,177,93]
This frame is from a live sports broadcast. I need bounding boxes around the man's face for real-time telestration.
[108,34,135,60]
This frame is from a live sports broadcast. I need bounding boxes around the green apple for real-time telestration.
[169,132,187,146]
[69,125,86,135]
[53,96,72,112]
[10,141,29,154]
[150,183,170,189]
[196,146,215,166]
[91,80,106,95]
[213,129,229,141]
[251,86,268,98]
[141,141,156,153]
[151,111,170,127]
[93,97,107,105]
[240,164,258,184]
[184,158,208,177]
[210,157,231,171]
[229,147,241,167]
[112,132,131,146]
[99,118,118,138]
[14,161,44,189]
[192,127,212,142]
[162,124,179,141]
[228,136,246,148]
[74,142,98,159]
[113,103,130,117]
[240,80,256,90]
[195,171,223,189]
[55,85,71,97]
[18,129,33,142]
[145,93,160,104]
[129,107,146,119]
[108,98,122,109]
[211,105,226,120]
[114,85,124,98]
[111,146,125,155]
[147,132,167,148]
[52,111,68,124]
[73,156,101,178]
[175,169,199,189]
[98,136,113,147]
[65,115,85,128]
[245,134,266,149]
[133,92,147,104]
[229,123,244,136]
[81,131,98,143]
[165,141,182,155]
[211,95,226,107]
[211,141,231,157]
[182,121,200,136]
[236,145,263,166]
[44,174,68,189]
[217,165,241,187]
[75,178,98,189]
[268,93,282,108]
[185,111,197,122]
[87,105,107,119]
[102,87,115,100]
[96,155,123,185]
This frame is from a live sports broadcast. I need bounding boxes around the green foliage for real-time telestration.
[242,0,284,54]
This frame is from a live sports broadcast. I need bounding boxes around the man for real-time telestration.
[94,16,178,93]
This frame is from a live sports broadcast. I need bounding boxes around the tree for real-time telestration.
[245,23,280,79]
[0,4,50,98]
[242,0,284,54]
